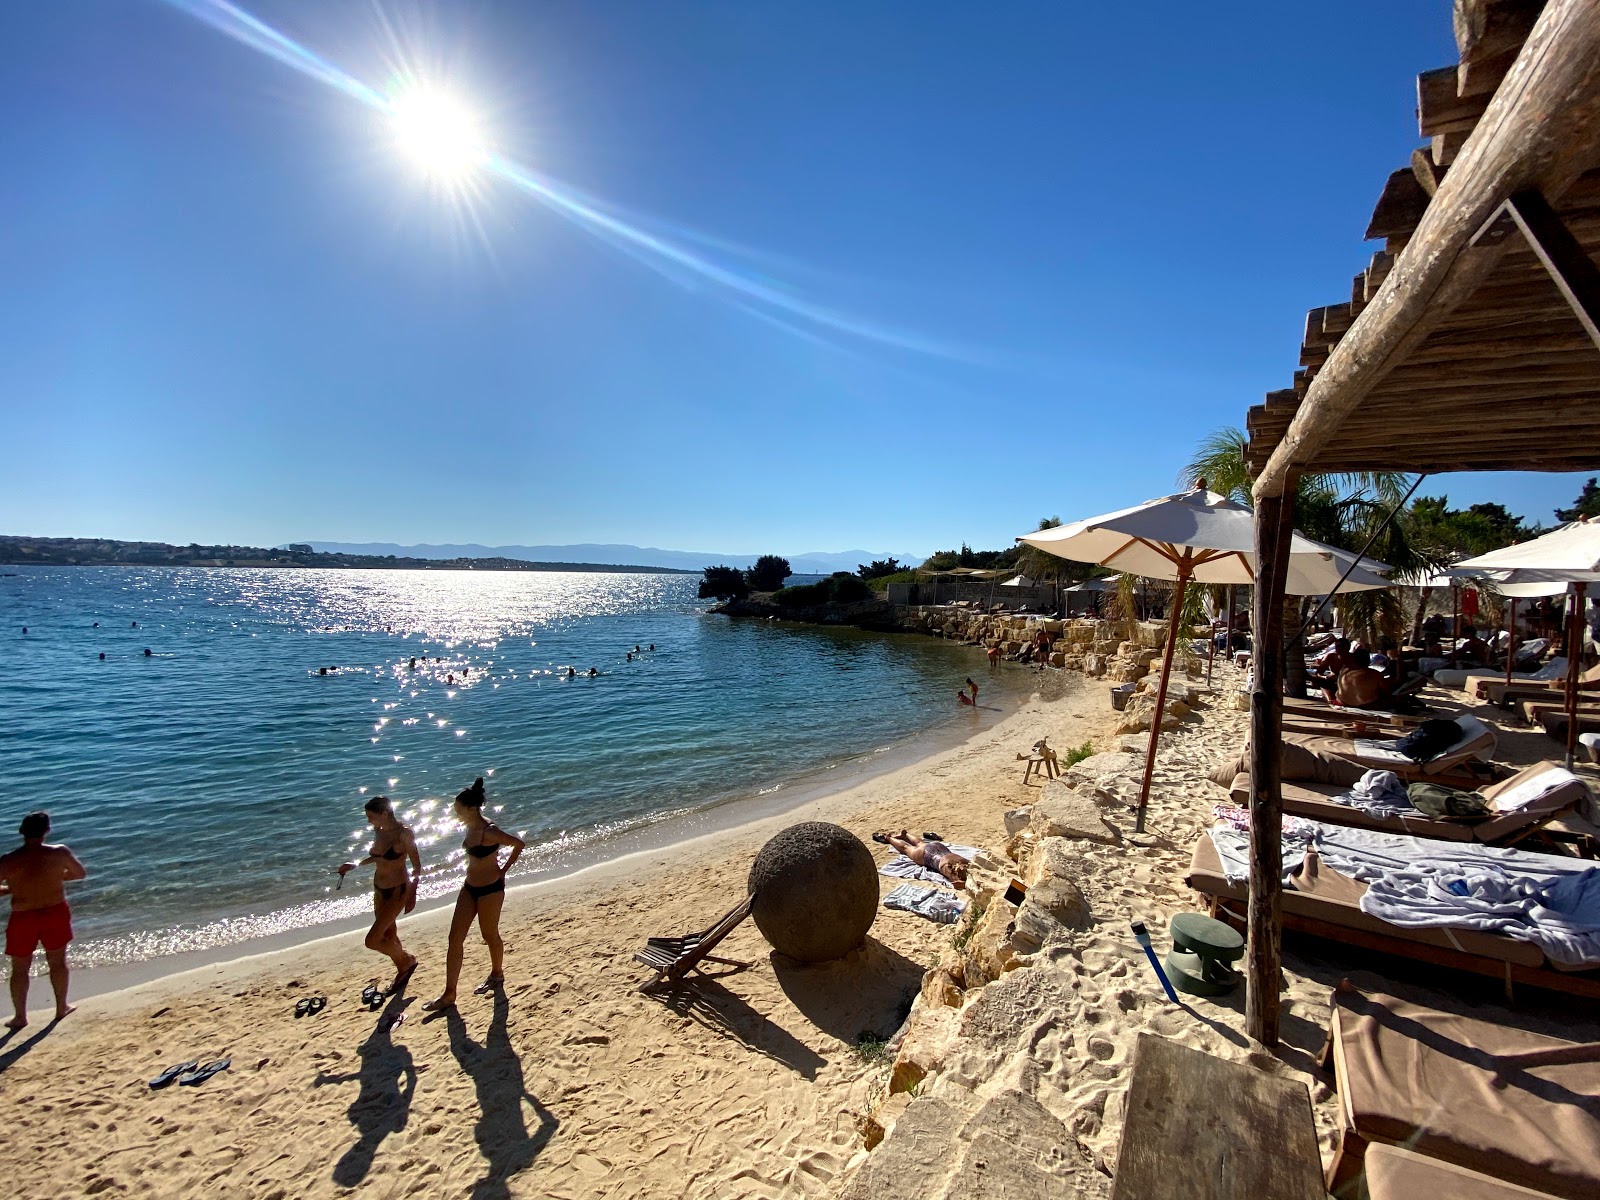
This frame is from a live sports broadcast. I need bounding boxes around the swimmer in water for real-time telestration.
[408,657,417,671]
[634,645,641,654]
[92,622,99,629]
[131,621,137,629]
[587,667,598,677]
[336,796,420,994]
[319,667,328,676]
[626,652,633,663]
[447,674,455,685]
[463,666,470,676]
[423,778,525,1011]
[956,689,975,706]
[98,653,105,661]
[566,667,576,679]
[648,644,654,652]
[20,628,26,635]
[143,648,152,657]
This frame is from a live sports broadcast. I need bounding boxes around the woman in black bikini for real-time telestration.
[423,777,525,1011]
[336,796,420,993]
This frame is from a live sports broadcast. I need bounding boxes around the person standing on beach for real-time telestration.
[424,778,525,1011]
[1,811,87,1029]
[965,677,979,704]
[337,796,420,995]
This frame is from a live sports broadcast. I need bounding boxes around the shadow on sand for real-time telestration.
[443,988,559,1200]
[648,971,829,1080]
[771,935,925,1043]
[315,994,420,1188]
[0,1019,60,1076]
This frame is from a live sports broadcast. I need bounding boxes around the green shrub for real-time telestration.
[773,573,875,607]
[866,569,919,594]
[1062,740,1095,768]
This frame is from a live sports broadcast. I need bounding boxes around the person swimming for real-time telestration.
[408,657,417,671]
[956,690,975,706]
[336,796,420,994]
[648,644,654,652]
[626,652,633,663]
[423,778,525,1011]
[587,667,598,677]
[143,648,152,657]
[566,667,576,678]
[98,653,104,661]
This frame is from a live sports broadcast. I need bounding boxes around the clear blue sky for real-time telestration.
[2,1,1589,557]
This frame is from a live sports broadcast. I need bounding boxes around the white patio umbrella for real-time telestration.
[1458,519,1600,765]
[1000,574,1034,587]
[1018,485,1390,831]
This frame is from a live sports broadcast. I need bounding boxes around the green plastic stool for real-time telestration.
[1163,912,1244,997]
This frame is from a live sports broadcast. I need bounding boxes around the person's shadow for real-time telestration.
[444,988,559,1200]
[315,995,420,1188]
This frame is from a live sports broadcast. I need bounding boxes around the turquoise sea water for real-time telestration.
[1,567,1033,969]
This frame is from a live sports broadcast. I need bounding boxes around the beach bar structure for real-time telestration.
[1238,0,1600,1045]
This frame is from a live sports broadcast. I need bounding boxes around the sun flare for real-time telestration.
[387,86,488,178]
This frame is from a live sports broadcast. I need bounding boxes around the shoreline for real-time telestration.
[65,664,1067,1004]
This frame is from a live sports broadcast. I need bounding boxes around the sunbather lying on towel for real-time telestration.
[873,830,969,888]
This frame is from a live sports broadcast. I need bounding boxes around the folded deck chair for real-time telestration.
[1225,760,1591,846]
[634,894,755,992]
[1321,983,1600,1199]
[1183,837,1600,1001]
[1541,708,1600,742]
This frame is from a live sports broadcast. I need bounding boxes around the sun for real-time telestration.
[387,86,488,179]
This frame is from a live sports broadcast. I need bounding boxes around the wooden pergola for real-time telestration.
[1240,0,1600,1045]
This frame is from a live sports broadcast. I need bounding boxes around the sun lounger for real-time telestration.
[1483,661,1597,707]
[1183,836,1600,1000]
[1541,709,1600,742]
[1283,700,1422,727]
[1224,760,1591,847]
[1212,717,1502,792]
[1520,698,1600,727]
[1437,641,1553,691]
[634,894,755,992]
[1321,983,1600,1199]
[1363,1144,1566,1199]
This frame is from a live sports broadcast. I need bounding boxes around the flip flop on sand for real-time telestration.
[384,959,418,996]
[473,975,504,995]
[149,1060,198,1089]
[306,995,327,1016]
[361,984,382,1010]
[294,997,313,1018]
[871,832,891,845]
[177,1059,231,1087]
[922,832,945,842]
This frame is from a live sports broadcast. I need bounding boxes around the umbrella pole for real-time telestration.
[1566,583,1587,769]
[1205,592,1218,687]
[1451,585,1460,666]
[1135,563,1190,834]
[1504,598,1519,690]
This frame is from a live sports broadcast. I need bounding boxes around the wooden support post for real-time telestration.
[1566,583,1588,769]
[1504,597,1519,690]
[1136,559,1192,834]
[1248,489,1296,1047]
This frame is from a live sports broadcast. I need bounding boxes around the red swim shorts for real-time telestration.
[5,903,73,957]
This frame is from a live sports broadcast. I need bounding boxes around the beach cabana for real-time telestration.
[1019,486,1388,832]
[1236,0,1600,1044]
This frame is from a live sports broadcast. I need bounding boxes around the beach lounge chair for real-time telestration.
[1223,760,1591,847]
[1183,836,1600,1001]
[1436,640,1553,691]
[634,894,755,992]
[1482,661,1596,707]
[1540,708,1600,742]
[1363,1144,1566,1199]
[1281,699,1421,729]
[1321,983,1600,1199]
[1212,716,1502,792]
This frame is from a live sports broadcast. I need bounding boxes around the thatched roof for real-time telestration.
[1243,0,1600,491]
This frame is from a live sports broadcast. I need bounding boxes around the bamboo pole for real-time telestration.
[1504,597,1519,689]
[1248,489,1296,1047]
[1565,582,1587,768]
[1135,557,1192,834]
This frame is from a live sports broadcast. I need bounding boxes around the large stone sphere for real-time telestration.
[748,821,877,963]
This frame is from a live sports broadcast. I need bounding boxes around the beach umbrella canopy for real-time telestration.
[1017,488,1391,595]
[1000,574,1034,587]
[1456,519,1600,580]
[1016,486,1390,832]
[1459,520,1600,766]
[1065,577,1118,593]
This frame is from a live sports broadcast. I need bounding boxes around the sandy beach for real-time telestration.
[4,660,1598,1200]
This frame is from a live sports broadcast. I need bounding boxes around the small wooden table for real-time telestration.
[1111,1033,1326,1200]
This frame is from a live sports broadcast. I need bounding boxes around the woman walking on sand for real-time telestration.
[337,796,420,994]
[424,777,525,1011]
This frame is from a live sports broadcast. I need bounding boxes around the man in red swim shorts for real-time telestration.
[1,810,87,1030]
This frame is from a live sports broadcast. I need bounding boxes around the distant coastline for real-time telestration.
[0,535,696,574]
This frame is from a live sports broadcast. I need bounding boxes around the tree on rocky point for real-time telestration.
[745,555,792,591]
[698,565,748,601]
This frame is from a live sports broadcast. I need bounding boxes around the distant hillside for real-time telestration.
[0,536,694,574]
[307,541,922,575]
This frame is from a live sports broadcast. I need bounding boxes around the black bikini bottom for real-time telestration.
[375,883,403,903]
[463,877,505,901]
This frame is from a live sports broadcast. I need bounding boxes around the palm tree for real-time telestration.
[1181,427,1438,686]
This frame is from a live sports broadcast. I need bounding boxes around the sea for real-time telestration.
[1,566,1043,977]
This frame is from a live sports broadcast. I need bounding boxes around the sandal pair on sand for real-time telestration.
[871,831,944,845]
[293,995,327,1018]
[148,1059,231,1088]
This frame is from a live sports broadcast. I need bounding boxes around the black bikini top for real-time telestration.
[377,844,403,860]
[465,829,499,858]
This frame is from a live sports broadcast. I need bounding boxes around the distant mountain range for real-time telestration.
[306,542,922,575]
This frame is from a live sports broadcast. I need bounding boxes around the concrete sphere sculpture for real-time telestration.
[748,821,877,963]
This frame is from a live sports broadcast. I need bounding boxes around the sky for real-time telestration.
[1,0,1591,558]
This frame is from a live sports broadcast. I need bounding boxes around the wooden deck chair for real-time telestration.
[1281,700,1421,728]
[634,894,755,992]
[1437,640,1554,692]
[1320,983,1600,1200]
[1484,661,1599,707]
